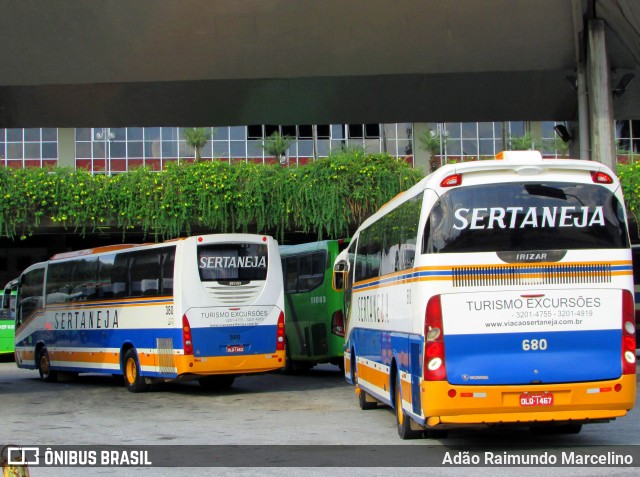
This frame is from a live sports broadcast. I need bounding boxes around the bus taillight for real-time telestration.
[591,171,614,184]
[182,315,193,356]
[622,290,636,374]
[440,174,462,188]
[424,295,447,381]
[277,311,285,351]
[331,310,345,337]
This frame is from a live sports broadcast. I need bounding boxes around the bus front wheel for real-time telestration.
[123,349,148,393]
[38,347,58,383]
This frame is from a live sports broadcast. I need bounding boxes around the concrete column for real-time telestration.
[528,121,542,149]
[57,128,75,168]
[412,123,432,174]
[586,19,616,171]
[576,63,590,160]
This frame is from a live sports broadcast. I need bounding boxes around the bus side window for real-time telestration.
[71,257,98,301]
[298,253,325,292]
[98,253,117,299]
[161,249,175,295]
[111,254,129,297]
[284,257,298,293]
[130,251,162,297]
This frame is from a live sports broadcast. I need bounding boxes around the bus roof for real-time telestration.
[279,239,350,256]
[50,244,145,261]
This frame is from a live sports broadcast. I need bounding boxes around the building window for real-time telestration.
[1,128,58,168]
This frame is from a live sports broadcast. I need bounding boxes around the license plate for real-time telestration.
[520,392,554,407]
[226,345,244,353]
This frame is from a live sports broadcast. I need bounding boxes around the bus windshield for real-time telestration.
[198,243,268,282]
[424,181,629,253]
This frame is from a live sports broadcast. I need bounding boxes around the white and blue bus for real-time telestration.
[14,234,285,392]
[334,151,636,438]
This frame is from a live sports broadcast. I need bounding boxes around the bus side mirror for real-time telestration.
[332,260,348,292]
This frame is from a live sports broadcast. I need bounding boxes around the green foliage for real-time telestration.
[0,152,422,241]
[417,128,446,154]
[182,127,212,162]
[508,134,569,154]
[617,162,640,238]
[508,133,535,151]
[262,132,296,163]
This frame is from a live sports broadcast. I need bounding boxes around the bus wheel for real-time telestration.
[198,375,235,391]
[38,347,58,383]
[395,373,422,439]
[356,370,377,410]
[123,349,148,393]
[281,340,295,374]
[358,385,377,410]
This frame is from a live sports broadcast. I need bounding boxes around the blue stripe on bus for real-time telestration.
[19,324,278,356]
[352,264,633,292]
[348,327,623,390]
[191,325,278,355]
[444,329,622,385]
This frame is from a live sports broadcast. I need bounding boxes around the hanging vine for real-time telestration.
[0,151,422,241]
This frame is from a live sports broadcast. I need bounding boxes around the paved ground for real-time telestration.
[0,359,638,476]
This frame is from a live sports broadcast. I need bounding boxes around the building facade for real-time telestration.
[1,121,639,173]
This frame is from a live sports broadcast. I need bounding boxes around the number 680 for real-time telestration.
[522,339,547,351]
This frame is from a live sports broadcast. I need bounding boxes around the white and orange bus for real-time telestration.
[14,234,285,392]
[334,151,636,438]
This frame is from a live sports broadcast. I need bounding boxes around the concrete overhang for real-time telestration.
[0,0,639,127]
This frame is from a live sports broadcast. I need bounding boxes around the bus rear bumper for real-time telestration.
[174,351,286,377]
[421,374,636,428]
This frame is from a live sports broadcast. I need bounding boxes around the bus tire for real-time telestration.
[198,375,235,391]
[38,347,57,383]
[358,384,377,410]
[281,339,295,374]
[395,373,422,439]
[123,349,148,393]
[354,357,376,410]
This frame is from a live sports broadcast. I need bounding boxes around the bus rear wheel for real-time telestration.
[395,373,422,439]
[38,347,57,383]
[123,349,148,393]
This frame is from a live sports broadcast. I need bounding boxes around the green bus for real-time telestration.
[0,278,18,358]
[280,239,350,371]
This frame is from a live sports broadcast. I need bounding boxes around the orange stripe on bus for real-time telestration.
[357,361,388,391]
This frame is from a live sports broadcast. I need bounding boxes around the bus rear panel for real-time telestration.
[342,153,635,437]
[176,236,285,377]
[280,240,349,370]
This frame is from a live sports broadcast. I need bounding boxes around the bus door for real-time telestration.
[127,248,176,376]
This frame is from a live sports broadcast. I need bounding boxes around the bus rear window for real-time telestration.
[198,243,268,282]
[423,182,629,253]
